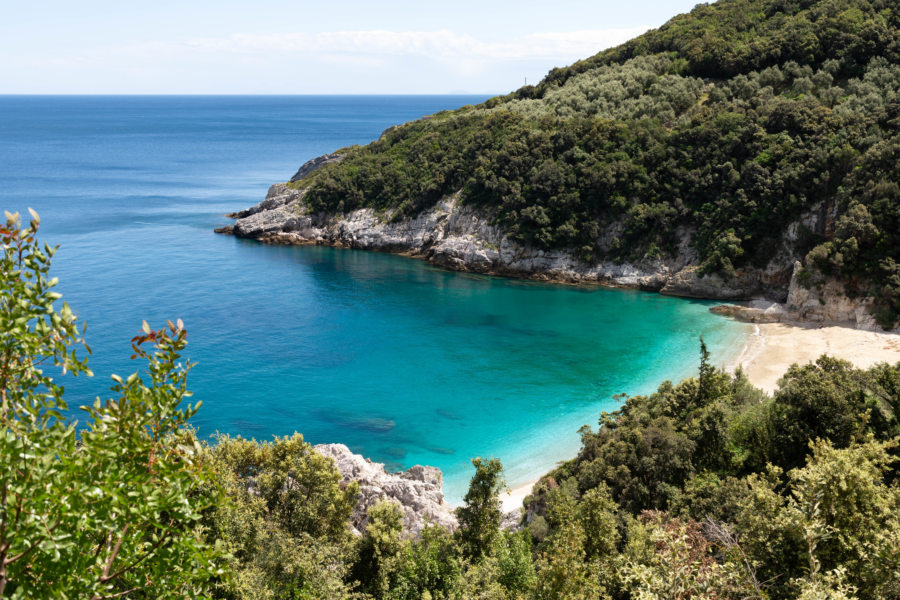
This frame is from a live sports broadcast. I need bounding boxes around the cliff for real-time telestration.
[217,181,800,301]
[215,0,900,328]
[215,0,900,329]
[314,443,457,537]
[711,261,899,332]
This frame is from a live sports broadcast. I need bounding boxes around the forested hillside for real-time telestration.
[294,0,900,326]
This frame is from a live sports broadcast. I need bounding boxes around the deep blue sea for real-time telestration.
[0,96,749,501]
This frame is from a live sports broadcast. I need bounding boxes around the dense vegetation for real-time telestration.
[5,212,900,598]
[296,0,900,326]
[198,350,900,599]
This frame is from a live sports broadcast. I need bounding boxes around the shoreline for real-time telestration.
[726,320,900,394]
[501,480,539,513]
[500,320,900,513]
[222,196,900,509]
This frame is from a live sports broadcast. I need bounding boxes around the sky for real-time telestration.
[1,0,703,94]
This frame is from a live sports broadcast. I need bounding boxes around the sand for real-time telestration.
[501,480,538,513]
[728,322,900,394]
[501,321,900,514]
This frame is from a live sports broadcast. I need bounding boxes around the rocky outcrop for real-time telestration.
[660,266,773,300]
[313,443,525,537]
[710,301,789,323]
[710,262,897,331]
[315,443,457,537]
[784,261,882,329]
[216,182,800,301]
[290,152,345,183]
[215,164,889,326]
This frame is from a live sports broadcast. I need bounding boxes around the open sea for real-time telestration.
[0,95,749,501]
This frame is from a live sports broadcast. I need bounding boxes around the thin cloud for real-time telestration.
[4,26,653,93]
[181,27,650,60]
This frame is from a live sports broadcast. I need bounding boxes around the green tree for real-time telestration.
[622,512,755,600]
[787,438,900,599]
[0,210,226,599]
[456,458,504,561]
[771,356,876,468]
[697,337,714,405]
[202,433,360,599]
[577,485,619,560]
[393,524,461,600]
[353,501,404,599]
[532,491,606,600]
[738,437,900,600]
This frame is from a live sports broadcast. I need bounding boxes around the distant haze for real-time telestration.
[2,0,702,94]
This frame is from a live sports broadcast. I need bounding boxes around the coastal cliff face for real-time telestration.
[215,151,885,327]
[711,261,895,332]
[217,182,803,302]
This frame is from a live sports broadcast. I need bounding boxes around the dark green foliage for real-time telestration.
[391,525,461,600]
[352,502,404,598]
[202,434,360,599]
[184,336,900,600]
[670,472,751,524]
[526,348,900,599]
[770,355,898,468]
[295,0,900,327]
[12,211,899,598]
[492,531,536,595]
[456,457,505,561]
[554,340,745,513]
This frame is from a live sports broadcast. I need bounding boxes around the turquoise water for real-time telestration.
[0,96,748,501]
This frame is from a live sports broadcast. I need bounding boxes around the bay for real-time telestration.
[0,95,748,500]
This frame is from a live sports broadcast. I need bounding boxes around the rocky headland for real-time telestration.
[215,154,887,331]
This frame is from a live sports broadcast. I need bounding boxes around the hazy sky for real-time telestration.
[2,1,702,94]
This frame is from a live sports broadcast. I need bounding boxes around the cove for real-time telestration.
[188,241,749,501]
[0,95,749,501]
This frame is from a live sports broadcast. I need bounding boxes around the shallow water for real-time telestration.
[0,95,749,500]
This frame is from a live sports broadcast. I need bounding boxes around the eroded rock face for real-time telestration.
[785,262,884,330]
[314,443,457,537]
[710,262,898,331]
[660,266,772,300]
[290,152,346,183]
[313,443,525,537]
[216,169,881,315]
[218,183,793,300]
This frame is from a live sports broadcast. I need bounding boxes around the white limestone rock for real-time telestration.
[219,172,884,322]
[314,443,457,538]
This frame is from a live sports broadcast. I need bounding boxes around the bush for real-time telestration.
[0,210,226,598]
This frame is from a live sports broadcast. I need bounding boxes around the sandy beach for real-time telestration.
[501,480,538,513]
[501,321,900,513]
[727,322,900,394]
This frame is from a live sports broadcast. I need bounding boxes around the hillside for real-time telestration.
[221,0,900,328]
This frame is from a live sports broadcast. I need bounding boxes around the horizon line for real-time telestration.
[0,92,504,97]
